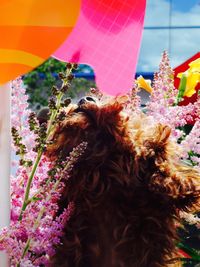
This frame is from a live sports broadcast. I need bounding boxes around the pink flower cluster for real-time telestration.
[126,81,141,114]
[0,79,86,266]
[11,79,36,153]
[149,51,178,107]
[145,52,200,170]
[181,119,200,164]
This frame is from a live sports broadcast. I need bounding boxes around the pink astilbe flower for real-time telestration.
[0,226,27,266]
[11,78,36,153]
[1,144,83,266]
[0,78,87,266]
[147,51,178,110]
[126,82,141,114]
[18,259,37,267]
[149,104,196,139]
[146,52,199,141]
[30,202,75,265]
[181,120,200,170]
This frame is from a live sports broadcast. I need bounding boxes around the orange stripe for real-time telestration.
[0,63,31,84]
[0,26,72,58]
[0,49,44,66]
[0,0,81,27]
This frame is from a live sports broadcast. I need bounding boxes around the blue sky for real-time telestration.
[136,0,200,72]
[172,0,199,12]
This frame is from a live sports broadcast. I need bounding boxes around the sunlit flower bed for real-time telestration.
[0,53,199,266]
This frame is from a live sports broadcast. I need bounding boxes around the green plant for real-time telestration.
[23,58,96,110]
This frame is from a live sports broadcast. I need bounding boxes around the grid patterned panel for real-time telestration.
[54,0,146,95]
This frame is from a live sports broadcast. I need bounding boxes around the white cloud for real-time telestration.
[172,3,200,26]
[144,0,171,26]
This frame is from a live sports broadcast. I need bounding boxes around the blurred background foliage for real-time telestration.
[23,58,96,110]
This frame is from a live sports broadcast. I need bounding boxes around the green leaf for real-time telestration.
[176,74,187,104]
[32,197,42,202]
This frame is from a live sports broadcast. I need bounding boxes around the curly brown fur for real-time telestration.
[47,97,200,267]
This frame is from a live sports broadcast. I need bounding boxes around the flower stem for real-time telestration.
[18,88,65,221]
[16,238,31,267]
[47,92,63,136]
[18,167,64,263]
[18,142,83,262]
[17,66,74,265]
[19,150,43,220]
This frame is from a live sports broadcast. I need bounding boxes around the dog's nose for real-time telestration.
[78,96,96,106]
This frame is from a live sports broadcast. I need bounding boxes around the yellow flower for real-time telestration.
[136,75,152,93]
[189,58,200,72]
[177,58,200,97]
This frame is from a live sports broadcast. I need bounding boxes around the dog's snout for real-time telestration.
[78,98,86,106]
[85,96,96,103]
[78,96,96,106]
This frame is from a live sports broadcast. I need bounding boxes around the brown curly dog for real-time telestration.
[47,96,200,267]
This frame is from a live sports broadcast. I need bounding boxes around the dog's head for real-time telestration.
[46,95,173,181]
[47,95,130,160]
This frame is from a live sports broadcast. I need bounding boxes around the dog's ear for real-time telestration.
[134,123,171,161]
[149,163,200,212]
[132,121,200,211]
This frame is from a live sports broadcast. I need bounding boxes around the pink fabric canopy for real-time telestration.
[53,0,146,95]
